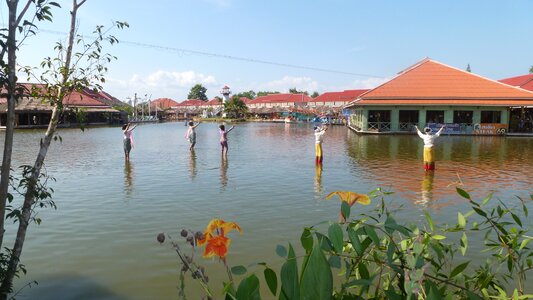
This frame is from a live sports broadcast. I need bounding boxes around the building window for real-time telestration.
[481,111,501,123]
[453,110,473,124]
[368,110,391,131]
[399,110,419,131]
[426,110,444,123]
[399,110,419,123]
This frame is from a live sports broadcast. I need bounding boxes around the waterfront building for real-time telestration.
[150,98,180,120]
[345,59,533,135]
[310,89,369,113]
[247,93,313,119]
[0,83,126,128]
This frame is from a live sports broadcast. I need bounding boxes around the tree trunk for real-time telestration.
[0,1,84,296]
[0,106,61,297]
[0,0,20,252]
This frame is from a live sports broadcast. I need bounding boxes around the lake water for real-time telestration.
[2,122,532,299]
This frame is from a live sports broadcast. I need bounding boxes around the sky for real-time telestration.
[2,0,533,103]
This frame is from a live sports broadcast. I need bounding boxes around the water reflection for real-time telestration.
[188,149,197,180]
[220,154,228,188]
[417,171,434,206]
[314,163,323,196]
[346,135,533,207]
[124,160,134,195]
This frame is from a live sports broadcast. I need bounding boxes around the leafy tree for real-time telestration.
[466,64,472,72]
[213,96,223,103]
[529,66,533,74]
[289,87,309,95]
[223,95,248,118]
[311,91,320,98]
[187,84,208,101]
[234,90,256,100]
[256,91,280,97]
[0,0,127,296]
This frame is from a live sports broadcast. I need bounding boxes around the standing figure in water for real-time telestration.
[185,121,201,150]
[314,125,328,164]
[122,123,137,161]
[415,125,445,171]
[219,124,235,156]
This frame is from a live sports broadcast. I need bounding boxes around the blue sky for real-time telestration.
[3,0,533,102]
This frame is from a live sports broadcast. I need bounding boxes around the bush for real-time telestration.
[160,188,533,300]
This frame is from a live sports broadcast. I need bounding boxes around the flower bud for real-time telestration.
[156,233,165,244]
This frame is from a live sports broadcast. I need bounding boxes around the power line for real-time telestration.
[38,28,386,79]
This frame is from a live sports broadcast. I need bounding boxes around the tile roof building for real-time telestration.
[0,83,126,128]
[345,59,533,134]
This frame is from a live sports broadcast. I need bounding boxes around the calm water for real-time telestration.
[1,122,532,299]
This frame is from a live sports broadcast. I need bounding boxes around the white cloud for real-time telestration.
[105,70,219,101]
[260,76,320,93]
[348,77,389,89]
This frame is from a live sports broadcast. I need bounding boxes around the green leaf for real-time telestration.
[519,239,531,250]
[347,227,363,256]
[328,223,344,253]
[460,232,468,256]
[328,255,341,269]
[424,211,434,231]
[456,188,471,200]
[432,235,447,240]
[231,265,247,275]
[364,226,380,247]
[263,267,277,296]
[341,201,351,221]
[358,263,370,279]
[280,244,299,300]
[300,228,314,254]
[235,274,260,300]
[315,232,333,252]
[300,243,333,300]
[511,213,522,227]
[450,261,470,278]
[466,290,484,300]
[276,244,287,258]
[458,212,466,228]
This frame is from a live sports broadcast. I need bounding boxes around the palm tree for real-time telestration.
[224,96,248,118]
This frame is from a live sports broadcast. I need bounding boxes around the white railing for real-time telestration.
[367,122,391,132]
[399,122,417,131]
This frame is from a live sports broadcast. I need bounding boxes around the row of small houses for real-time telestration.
[150,90,368,120]
[2,58,533,135]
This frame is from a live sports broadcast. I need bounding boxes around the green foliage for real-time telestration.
[311,91,320,98]
[187,84,208,101]
[288,87,309,95]
[224,95,248,118]
[234,90,256,100]
[256,91,280,97]
[169,188,533,299]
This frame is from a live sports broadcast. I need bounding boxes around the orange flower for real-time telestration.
[204,235,231,258]
[197,218,242,258]
[326,191,370,206]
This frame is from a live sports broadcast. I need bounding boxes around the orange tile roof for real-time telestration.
[499,74,533,92]
[151,98,179,108]
[352,59,533,107]
[251,93,313,104]
[178,99,206,106]
[312,89,369,103]
[206,98,222,106]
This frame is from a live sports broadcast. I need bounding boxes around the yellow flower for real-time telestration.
[326,191,370,206]
[326,191,371,223]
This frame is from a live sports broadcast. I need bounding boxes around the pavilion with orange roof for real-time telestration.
[345,58,533,135]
